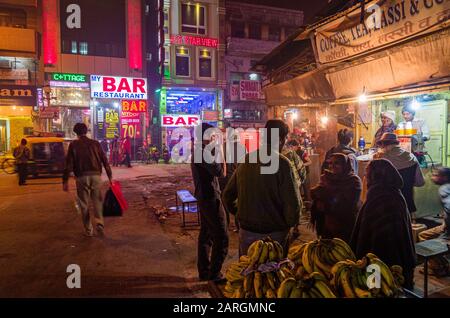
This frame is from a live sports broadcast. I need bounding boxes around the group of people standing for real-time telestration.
[100,135,132,168]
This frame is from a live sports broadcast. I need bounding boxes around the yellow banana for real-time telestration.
[381,279,394,297]
[239,255,250,263]
[368,256,396,288]
[332,238,356,260]
[235,287,244,298]
[277,278,296,298]
[266,272,277,290]
[243,273,254,293]
[313,280,337,298]
[267,242,278,262]
[273,241,284,259]
[266,288,277,298]
[248,240,264,268]
[308,286,323,298]
[289,286,302,298]
[314,244,332,278]
[258,243,269,265]
[302,242,315,273]
[340,267,356,298]
[254,272,263,298]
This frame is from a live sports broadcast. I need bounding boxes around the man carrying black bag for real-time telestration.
[63,123,113,237]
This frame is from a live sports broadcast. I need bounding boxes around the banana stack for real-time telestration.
[277,271,337,298]
[288,238,356,279]
[331,253,405,298]
[224,237,292,298]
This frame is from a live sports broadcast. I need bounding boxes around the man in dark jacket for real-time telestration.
[322,129,358,174]
[351,159,416,289]
[13,138,30,186]
[63,123,113,237]
[222,120,302,256]
[191,123,228,282]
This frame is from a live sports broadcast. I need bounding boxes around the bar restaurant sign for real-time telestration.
[314,0,450,64]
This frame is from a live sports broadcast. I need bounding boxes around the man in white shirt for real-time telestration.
[399,105,430,153]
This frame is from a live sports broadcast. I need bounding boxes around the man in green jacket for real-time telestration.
[222,120,302,256]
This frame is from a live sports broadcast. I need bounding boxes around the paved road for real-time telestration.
[0,164,214,298]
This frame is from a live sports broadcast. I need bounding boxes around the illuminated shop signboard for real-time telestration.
[161,114,201,127]
[49,73,88,83]
[47,72,90,88]
[90,75,148,100]
[165,90,216,114]
[170,35,219,48]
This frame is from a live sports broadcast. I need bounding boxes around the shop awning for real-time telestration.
[263,69,335,107]
[326,28,450,100]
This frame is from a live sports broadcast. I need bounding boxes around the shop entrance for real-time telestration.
[415,100,447,166]
[0,120,7,153]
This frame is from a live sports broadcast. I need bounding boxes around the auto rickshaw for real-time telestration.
[25,136,66,178]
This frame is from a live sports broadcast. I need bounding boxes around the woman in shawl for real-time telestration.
[311,153,362,243]
[374,133,425,216]
[351,159,416,289]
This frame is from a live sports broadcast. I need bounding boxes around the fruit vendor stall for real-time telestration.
[210,238,414,299]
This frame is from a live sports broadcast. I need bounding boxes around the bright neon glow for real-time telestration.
[127,0,143,70]
[358,93,367,103]
[170,35,219,48]
[411,99,421,111]
[321,116,329,125]
[42,0,58,65]
[292,112,298,120]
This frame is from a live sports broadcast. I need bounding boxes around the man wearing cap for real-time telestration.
[372,111,397,147]
[374,133,425,219]
[399,105,430,154]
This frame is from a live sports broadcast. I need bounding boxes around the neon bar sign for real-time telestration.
[170,35,219,48]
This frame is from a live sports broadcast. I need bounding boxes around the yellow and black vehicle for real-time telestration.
[24,136,67,177]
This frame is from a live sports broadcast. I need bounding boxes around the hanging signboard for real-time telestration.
[120,100,146,139]
[239,80,263,101]
[161,114,201,127]
[0,69,29,81]
[170,35,219,48]
[314,0,450,64]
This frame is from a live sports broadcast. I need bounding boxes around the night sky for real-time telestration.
[239,0,331,23]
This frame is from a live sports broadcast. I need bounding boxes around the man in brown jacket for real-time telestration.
[63,123,113,237]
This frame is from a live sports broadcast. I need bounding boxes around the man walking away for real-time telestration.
[191,123,228,282]
[63,123,113,237]
[222,120,302,256]
[13,138,30,186]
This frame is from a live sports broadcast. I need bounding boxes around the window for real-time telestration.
[0,7,26,28]
[198,49,212,78]
[231,21,245,38]
[61,40,125,57]
[181,3,206,35]
[268,26,281,42]
[175,47,190,77]
[79,42,88,55]
[248,23,261,40]
[71,41,78,54]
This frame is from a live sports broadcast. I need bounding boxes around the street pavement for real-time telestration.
[0,164,230,298]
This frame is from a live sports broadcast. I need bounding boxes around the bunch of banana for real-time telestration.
[330,254,404,298]
[247,237,285,269]
[225,237,290,298]
[289,238,356,279]
[277,272,337,298]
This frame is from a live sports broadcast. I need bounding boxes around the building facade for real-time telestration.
[0,0,40,152]
[40,0,148,153]
[156,0,225,149]
[223,1,303,129]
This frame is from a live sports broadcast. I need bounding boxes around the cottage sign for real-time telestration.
[314,0,450,64]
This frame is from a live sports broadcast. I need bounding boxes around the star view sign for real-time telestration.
[170,35,219,48]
